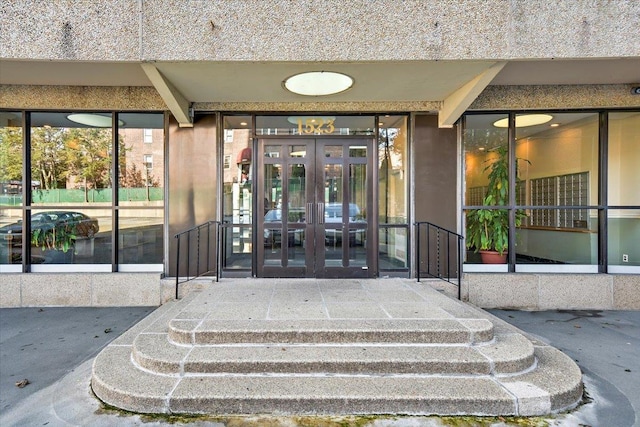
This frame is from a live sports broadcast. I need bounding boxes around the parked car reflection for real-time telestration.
[0,211,99,249]
[324,203,366,246]
[263,209,303,247]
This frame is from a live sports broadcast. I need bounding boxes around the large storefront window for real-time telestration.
[463,111,638,273]
[0,112,23,268]
[0,111,165,272]
[608,112,640,271]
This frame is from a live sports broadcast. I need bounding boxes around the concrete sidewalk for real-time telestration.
[0,292,638,426]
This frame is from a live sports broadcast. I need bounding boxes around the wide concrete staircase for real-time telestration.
[92,279,582,416]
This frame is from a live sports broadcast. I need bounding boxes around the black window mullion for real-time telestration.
[507,113,516,271]
[22,111,31,272]
[598,111,608,273]
[111,112,119,271]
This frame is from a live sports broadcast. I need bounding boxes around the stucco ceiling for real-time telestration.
[2,58,639,104]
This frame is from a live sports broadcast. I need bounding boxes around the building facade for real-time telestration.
[1,0,639,308]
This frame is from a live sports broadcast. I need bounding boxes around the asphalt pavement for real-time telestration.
[489,309,640,427]
[0,305,638,426]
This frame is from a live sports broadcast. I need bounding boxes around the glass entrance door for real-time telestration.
[257,139,375,278]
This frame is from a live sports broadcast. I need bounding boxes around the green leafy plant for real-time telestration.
[31,223,77,253]
[466,146,528,256]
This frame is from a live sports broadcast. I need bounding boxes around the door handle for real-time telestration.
[306,203,314,224]
[317,203,324,225]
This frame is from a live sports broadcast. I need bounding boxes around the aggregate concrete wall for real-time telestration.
[0,273,163,307]
[464,273,640,310]
[2,1,638,62]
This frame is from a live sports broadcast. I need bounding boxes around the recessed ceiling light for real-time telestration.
[283,71,353,96]
[550,123,560,127]
[67,113,124,127]
[286,116,336,125]
[240,122,248,126]
[493,114,553,128]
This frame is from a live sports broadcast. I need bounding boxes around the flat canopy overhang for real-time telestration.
[1,58,639,127]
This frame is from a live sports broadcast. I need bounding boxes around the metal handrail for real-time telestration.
[174,220,221,299]
[414,221,464,300]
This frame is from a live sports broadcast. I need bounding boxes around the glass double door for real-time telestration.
[257,138,375,278]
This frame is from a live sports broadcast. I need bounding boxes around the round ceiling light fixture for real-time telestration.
[67,113,124,127]
[493,114,553,128]
[283,71,354,96]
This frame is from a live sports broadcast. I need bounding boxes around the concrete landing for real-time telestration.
[91,278,583,417]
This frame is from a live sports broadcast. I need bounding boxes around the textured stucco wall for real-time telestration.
[471,85,640,110]
[3,84,637,112]
[0,85,166,110]
[2,0,639,62]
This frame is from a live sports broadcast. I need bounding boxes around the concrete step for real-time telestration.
[132,332,534,375]
[91,282,583,417]
[92,344,582,416]
[168,318,494,345]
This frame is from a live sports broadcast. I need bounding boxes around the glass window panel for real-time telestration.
[222,225,252,269]
[30,209,110,264]
[517,112,599,209]
[608,209,639,266]
[464,114,509,207]
[378,116,407,224]
[516,209,598,265]
[287,229,305,266]
[118,210,164,264]
[30,112,113,206]
[264,227,283,266]
[264,146,280,158]
[223,116,253,226]
[378,226,408,269]
[349,164,367,222]
[608,112,640,206]
[256,115,375,136]
[289,145,306,158]
[348,229,367,266]
[265,164,282,212]
[324,145,342,158]
[118,113,165,206]
[324,165,342,205]
[349,145,366,158]
[0,112,23,265]
[324,234,343,267]
[288,164,306,215]
[116,114,166,267]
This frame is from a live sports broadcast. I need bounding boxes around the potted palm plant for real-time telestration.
[466,146,527,263]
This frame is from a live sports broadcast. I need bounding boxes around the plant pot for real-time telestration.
[479,250,507,264]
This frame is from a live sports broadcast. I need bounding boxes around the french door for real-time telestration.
[257,138,375,278]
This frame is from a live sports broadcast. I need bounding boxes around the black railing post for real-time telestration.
[174,221,222,299]
[186,233,191,281]
[425,225,430,279]
[414,221,464,300]
[175,236,181,299]
[457,235,463,300]
[206,222,211,276]
[415,223,421,282]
